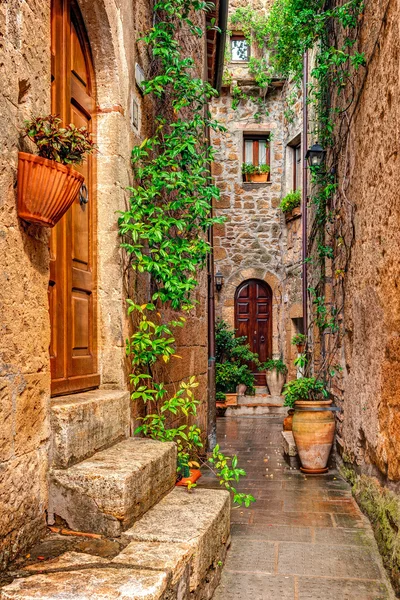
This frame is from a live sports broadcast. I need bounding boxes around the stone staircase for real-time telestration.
[0,389,231,600]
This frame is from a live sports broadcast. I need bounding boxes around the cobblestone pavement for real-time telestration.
[201,416,395,600]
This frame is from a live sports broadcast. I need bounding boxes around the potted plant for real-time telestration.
[279,189,301,219]
[242,163,270,183]
[18,115,96,227]
[176,455,202,488]
[216,391,227,417]
[215,320,259,405]
[283,377,334,473]
[261,358,288,396]
[292,332,307,354]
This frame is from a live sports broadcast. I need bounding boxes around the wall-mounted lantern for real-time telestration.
[305,142,326,169]
[215,271,224,292]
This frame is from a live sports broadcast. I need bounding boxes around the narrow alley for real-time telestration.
[202,416,394,600]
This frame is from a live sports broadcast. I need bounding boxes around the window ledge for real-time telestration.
[242,182,272,188]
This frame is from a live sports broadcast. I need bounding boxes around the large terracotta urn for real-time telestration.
[266,369,285,396]
[292,400,335,473]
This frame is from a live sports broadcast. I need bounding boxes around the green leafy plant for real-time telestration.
[279,190,301,213]
[242,163,270,176]
[23,114,96,165]
[216,391,227,403]
[215,319,259,395]
[261,358,288,375]
[283,377,329,408]
[119,1,254,508]
[291,333,307,346]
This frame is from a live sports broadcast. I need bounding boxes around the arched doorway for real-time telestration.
[49,0,99,395]
[235,279,272,386]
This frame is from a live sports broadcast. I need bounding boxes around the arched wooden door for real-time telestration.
[235,279,272,386]
[50,0,99,396]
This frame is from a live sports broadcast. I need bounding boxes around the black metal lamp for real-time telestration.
[306,142,326,168]
[215,271,224,292]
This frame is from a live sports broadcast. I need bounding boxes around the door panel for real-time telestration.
[50,0,99,396]
[235,279,272,386]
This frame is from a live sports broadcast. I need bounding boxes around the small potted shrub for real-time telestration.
[292,333,307,354]
[216,391,227,417]
[242,163,270,183]
[279,190,301,219]
[18,115,96,227]
[283,377,334,473]
[261,358,288,396]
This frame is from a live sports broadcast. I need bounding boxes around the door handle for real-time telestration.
[260,336,265,342]
[79,183,89,206]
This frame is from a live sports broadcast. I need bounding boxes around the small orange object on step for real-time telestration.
[176,469,202,487]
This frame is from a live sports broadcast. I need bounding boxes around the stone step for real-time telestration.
[0,552,178,600]
[238,393,283,406]
[122,487,231,593]
[48,438,177,537]
[1,487,231,600]
[51,389,131,468]
[226,404,286,416]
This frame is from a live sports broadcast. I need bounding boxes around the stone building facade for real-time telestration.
[210,0,303,382]
[0,0,224,568]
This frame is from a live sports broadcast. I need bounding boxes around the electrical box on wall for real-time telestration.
[135,63,145,93]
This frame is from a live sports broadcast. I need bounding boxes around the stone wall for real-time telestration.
[331,0,400,488]
[0,0,211,567]
[210,0,303,376]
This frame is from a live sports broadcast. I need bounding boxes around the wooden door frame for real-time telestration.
[50,0,99,396]
[234,278,273,385]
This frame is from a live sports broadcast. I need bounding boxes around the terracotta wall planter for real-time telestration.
[225,393,238,406]
[292,400,335,473]
[17,152,84,227]
[284,206,301,221]
[249,172,269,183]
[266,370,286,396]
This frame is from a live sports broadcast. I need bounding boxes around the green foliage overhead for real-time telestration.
[120,0,254,508]
[279,190,301,213]
[283,377,329,408]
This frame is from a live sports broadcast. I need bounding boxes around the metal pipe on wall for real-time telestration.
[302,51,309,335]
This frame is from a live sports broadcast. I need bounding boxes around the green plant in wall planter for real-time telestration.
[283,377,334,473]
[119,0,254,506]
[291,332,307,353]
[261,358,288,396]
[279,189,301,214]
[242,162,270,183]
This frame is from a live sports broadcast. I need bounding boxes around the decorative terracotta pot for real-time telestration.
[292,400,335,473]
[237,383,247,396]
[285,206,301,221]
[216,401,227,417]
[266,369,286,396]
[17,152,84,227]
[283,408,295,431]
[225,393,238,406]
[249,172,269,183]
[296,343,305,354]
[176,468,202,487]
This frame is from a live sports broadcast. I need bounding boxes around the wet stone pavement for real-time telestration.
[200,416,395,600]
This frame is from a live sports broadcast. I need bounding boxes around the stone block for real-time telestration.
[282,431,298,457]
[50,389,130,468]
[48,439,177,537]
[0,378,13,462]
[0,567,169,600]
[14,373,50,456]
[123,487,231,591]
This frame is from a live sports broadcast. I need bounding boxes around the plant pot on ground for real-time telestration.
[261,358,288,396]
[18,115,95,227]
[176,457,202,487]
[216,391,228,416]
[283,377,334,473]
[283,408,295,431]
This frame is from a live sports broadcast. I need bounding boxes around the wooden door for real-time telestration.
[50,0,99,396]
[235,279,272,386]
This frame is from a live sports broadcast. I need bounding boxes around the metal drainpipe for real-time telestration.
[302,51,309,335]
[207,214,217,451]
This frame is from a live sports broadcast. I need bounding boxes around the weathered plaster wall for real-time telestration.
[332,0,400,487]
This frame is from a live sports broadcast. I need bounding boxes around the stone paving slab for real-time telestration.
[205,416,395,600]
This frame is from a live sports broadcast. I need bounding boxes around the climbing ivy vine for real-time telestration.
[261,0,365,388]
[119,0,254,506]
